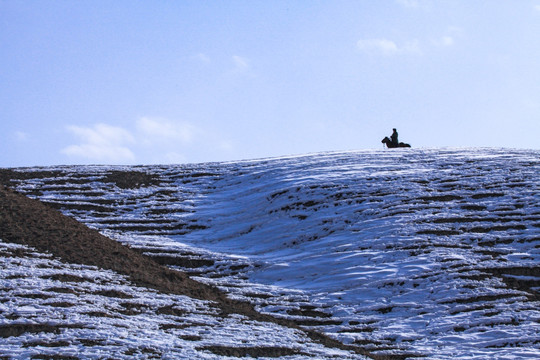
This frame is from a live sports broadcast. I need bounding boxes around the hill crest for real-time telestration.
[1,148,540,358]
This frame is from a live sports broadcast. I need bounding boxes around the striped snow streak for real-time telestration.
[6,148,540,358]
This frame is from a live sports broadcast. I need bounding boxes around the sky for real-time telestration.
[1,1,540,167]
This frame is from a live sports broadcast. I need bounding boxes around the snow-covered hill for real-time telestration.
[2,148,540,359]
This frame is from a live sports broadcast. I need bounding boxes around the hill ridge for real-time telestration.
[1,148,539,358]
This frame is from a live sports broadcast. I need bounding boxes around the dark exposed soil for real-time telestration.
[0,324,84,338]
[0,169,65,187]
[198,345,306,358]
[103,170,161,189]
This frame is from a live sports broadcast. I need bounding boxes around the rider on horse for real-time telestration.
[390,128,399,147]
[382,128,411,148]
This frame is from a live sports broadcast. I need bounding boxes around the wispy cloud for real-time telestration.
[357,39,398,55]
[357,38,421,56]
[136,117,196,144]
[62,117,231,164]
[14,131,29,142]
[359,27,462,57]
[432,27,463,48]
[396,0,419,8]
[232,55,249,70]
[62,123,135,163]
[194,53,211,64]
[231,55,255,77]
[433,36,454,47]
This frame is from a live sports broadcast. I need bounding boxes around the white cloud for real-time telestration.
[357,39,398,55]
[396,0,419,8]
[194,53,211,63]
[441,36,454,46]
[232,55,249,69]
[232,55,250,71]
[357,38,420,56]
[433,27,463,47]
[62,117,232,164]
[535,5,540,11]
[433,35,455,47]
[136,117,196,144]
[66,123,134,146]
[62,123,135,163]
[14,131,29,141]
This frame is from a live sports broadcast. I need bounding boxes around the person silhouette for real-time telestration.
[390,128,399,147]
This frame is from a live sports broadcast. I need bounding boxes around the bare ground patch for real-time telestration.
[0,323,84,338]
[197,345,305,358]
[103,170,161,189]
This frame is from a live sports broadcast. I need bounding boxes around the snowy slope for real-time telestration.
[3,148,540,359]
[0,240,361,359]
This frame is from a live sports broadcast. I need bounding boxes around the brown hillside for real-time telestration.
[0,184,221,302]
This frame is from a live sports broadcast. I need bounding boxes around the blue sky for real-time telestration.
[2,1,540,166]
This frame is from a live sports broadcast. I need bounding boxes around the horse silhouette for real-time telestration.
[382,137,411,148]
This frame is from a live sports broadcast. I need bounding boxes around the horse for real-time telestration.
[382,137,411,148]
